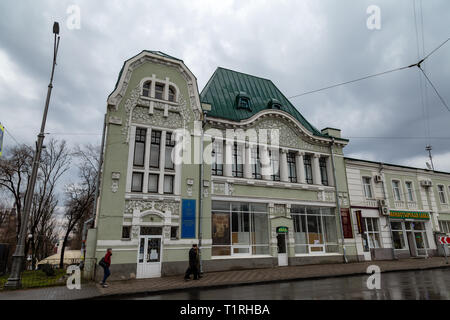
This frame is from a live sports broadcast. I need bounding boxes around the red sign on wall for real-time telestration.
[439,236,450,244]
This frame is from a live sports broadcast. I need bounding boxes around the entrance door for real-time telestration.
[277,233,288,266]
[136,236,162,278]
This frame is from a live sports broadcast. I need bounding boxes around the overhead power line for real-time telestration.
[287,37,450,99]
[419,67,450,112]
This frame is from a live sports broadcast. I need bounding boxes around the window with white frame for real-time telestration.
[405,181,414,202]
[269,149,280,181]
[150,130,161,168]
[251,146,262,179]
[155,83,164,100]
[287,152,297,183]
[292,206,338,254]
[163,175,174,194]
[142,81,151,97]
[319,157,328,186]
[211,202,269,256]
[168,86,176,102]
[362,217,381,252]
[392,180,401,201]
[362,177,373,199]
[133,127,146,167]
[131,172,144,192]
[303,155,313,184]
[438,185,447,204]
[164,132,175,170]
[148,173,158,193]
[439,220,450,234]
[211,138,223,176]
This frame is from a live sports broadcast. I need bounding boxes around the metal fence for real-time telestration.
[0,258,97,290]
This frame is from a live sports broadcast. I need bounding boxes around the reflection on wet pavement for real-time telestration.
[128,269,450,300]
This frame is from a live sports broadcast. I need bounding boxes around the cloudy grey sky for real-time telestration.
[0,0,449,191]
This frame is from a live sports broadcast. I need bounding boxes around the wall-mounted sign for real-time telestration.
[276,226,288,233]
[355,210,365,234]
[181,199,196,238]
[389,210,430,220]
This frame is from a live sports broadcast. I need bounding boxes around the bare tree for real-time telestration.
[26,139,71,269]
[0,145,33,238]
[60,144,99,268]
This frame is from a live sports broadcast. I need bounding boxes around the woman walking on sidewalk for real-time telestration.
[100,248,112,288]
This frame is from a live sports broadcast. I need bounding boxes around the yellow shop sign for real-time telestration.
[389,210,430,220]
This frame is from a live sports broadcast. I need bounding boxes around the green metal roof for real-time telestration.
[200,67,325,137]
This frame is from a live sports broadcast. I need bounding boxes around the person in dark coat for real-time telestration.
[184,244,199,281]
[101,248,112,287]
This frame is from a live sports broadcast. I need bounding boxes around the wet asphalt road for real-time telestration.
[127,269,450,300]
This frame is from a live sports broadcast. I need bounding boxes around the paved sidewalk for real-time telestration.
[0,257,449,300]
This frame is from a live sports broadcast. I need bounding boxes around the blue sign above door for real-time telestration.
[181,199,196,238]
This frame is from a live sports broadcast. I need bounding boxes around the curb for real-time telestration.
[86,262,450,300]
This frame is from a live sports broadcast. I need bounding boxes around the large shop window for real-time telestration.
[211,139,223,176]
[292,206,338,254]
[362,217,381,252]
[133,128,146,167]
[212,202,269,256]
[303,155,313,184]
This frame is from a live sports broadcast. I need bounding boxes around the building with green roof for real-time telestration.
[88,49,450,281]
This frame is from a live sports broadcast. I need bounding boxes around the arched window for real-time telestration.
[168,86,176,102]
[155,83,164,100]
[142,81,151,97]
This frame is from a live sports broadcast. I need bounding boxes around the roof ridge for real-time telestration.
[215,67,273,82]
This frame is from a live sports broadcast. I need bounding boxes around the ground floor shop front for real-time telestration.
[351,208,436,261]
[88,199,355,281]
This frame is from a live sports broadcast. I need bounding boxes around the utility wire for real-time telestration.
[287,37,450,99]
[419,67,450,112]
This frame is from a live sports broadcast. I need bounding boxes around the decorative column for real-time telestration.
[224,140,233,177]
[244,142,252,179]
[312,154,322,185]
[280,148,288,182]
[260,145,271,180]
[174,131,182,195]
[126,126,137,192]
[296,151,306,184]
[326,156,334,186]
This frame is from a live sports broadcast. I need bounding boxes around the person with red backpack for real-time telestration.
[99,248,112,288]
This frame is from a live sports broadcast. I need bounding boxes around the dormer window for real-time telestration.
[143,81,151,97]
[267,98,282,109]
[168,86,176,102]
[155,83,164,100]
[236,92,251,111]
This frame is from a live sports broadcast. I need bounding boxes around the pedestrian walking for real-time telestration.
[184,244,199,281]
[99,248,112,288]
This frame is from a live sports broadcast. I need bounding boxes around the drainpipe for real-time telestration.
[379,163,396,260]
[197,110,208,274]
[330,138,348,263]
[81,114,107,263]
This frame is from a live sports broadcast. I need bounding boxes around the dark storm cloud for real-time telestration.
[0,0,449,182]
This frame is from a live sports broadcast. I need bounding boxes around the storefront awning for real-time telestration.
[389,210,430,220]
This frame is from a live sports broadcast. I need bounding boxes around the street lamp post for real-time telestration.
[5,22,60,289]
